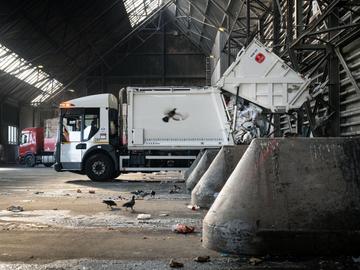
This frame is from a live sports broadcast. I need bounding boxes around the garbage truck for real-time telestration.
[54,39,310,181]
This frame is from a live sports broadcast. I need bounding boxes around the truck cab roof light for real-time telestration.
[60,102,75,108]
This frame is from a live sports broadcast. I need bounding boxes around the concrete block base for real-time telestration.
[185,149,219,191]
[191,145,248,208]
[203,138,360,255]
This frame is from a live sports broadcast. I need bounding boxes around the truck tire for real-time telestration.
[44,163,54,167]
[112,171,121,179]
[85,153,114,181]
[25,155,35,167]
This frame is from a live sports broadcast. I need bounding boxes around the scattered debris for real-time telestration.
[102,199,117,210]
[118,195,124,200]
[172,224,195,234]
[76,189,82,193]
[187,205,200,211]
[352,256,360,263]
[89,190,95,194]
[249,257,263,266]
[159,213,169,217]
[53,208,58,211]
[7,205,24,212]
[194,256,210,263]
[169,259,184,268]
[34,191,44,195]
[143,236,148,239]
[137,214,151,220]
[213,192,219,198]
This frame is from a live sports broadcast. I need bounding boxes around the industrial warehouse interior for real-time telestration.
[0,0,360,269]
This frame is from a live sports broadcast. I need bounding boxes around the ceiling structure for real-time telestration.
[174,0,272,53]
[0,0,269,107]
[0,0,359,119]
[0,0,137,105]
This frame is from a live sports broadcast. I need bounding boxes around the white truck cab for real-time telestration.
[55,94,120,180]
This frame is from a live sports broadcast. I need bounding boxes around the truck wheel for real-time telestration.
[25,155,35,167]
[44,163,54,167]
[112,171,121,179]
[85,153,114,181]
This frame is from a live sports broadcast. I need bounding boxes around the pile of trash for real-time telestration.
[227,95,267,144]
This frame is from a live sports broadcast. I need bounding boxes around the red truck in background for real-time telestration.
[19,118,57,167]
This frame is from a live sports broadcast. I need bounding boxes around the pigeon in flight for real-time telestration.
[162,108,188,122]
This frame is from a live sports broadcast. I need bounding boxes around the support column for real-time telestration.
[327,10,340,136]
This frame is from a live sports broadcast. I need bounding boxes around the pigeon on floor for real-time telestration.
[169,185,181,194]
[102,199,117,210]
[131,190,143,195]
[139,191,150,198]
[150,190,156,197]
[123,195,136,211]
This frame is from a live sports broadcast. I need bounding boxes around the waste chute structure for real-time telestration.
[218,39,309,113]
[203,138,360,255]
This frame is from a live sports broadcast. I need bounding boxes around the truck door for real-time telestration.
[59,108,84,170]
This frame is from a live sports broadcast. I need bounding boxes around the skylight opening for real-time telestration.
[124,0,163,27]
[0,43,64,106]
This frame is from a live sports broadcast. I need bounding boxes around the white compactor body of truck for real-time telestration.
[54,39,310,181]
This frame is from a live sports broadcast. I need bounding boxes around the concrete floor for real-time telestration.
[0,166,359,269]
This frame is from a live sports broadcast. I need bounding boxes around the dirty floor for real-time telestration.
[0,166,359,270]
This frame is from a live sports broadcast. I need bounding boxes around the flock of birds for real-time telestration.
[102,190,156,211]
[101,185,182,211]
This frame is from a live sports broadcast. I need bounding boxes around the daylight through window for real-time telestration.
[0,43,64,106]
[8,126,18,145]
[124,0,162,27]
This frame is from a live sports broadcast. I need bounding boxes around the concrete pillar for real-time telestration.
[191,145,248,208]
[203,138,360,255]
[183,150,204,181]
[185,149,219,191]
